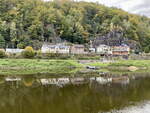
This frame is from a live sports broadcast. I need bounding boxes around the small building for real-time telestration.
[57,45,70,54]
[70,44,85,54]
[112,44,130,56]
[96,45,112,55]
[41,44,56,53]
[41,43,70,54]
[89,48,96,53]
[6,48,24,54]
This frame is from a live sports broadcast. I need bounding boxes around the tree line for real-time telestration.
[0,0,150,52]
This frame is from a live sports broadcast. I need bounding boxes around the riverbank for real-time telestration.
[88,60,150,71]
[0,59,83,75]
[0,59,150,75]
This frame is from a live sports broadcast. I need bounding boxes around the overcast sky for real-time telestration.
[78,0,150,17]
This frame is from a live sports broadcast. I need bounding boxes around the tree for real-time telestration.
[144,46,150,53]
[0,34,5,48]
[0,0,150,51]
[22,46,35,58]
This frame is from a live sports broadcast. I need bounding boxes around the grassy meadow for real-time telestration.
[0,59,83,75]
[0,59,150,75]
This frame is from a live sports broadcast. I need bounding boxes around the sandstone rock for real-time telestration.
[128,66,138,71]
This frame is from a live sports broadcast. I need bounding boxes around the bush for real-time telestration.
[41,53,71,59]
[144,46,150,53]
[17,43,25,49]
[22,46,35,58]
[35,50,42,59]
[0,50,6,58]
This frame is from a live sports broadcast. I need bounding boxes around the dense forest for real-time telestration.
[0,0,150,52]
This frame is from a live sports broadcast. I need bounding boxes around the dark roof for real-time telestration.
[72,44,84,48]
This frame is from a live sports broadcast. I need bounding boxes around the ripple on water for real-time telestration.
[107,101,150,113]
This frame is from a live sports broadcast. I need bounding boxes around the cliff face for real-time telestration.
[93,30,125,46]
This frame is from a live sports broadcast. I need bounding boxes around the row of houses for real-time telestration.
[95,44,130,56]
[3,44,130,56]
[41,43,130,56]
[1,43,85,55]
[41,43,85,54]
[3,43,130,56]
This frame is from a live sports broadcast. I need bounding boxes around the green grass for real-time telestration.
[87,62,110,67]
[86,60,150,68]
[0,59,83,75]
[109,60,150,67]
[0,59,150,75]
[84,60,150,73]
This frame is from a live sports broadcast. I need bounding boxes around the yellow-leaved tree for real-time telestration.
[22,46,35,58]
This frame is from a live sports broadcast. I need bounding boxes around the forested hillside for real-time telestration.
[0,0,150,52]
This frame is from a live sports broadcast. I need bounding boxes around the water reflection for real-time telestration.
[3,75,130,87]
[108,101,150,113]
[0,73,149,113]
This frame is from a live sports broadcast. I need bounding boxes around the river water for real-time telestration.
[0,72,150,113]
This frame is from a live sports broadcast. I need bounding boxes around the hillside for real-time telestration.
[0,0,150,52]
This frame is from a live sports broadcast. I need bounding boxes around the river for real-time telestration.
[0,72,150,113]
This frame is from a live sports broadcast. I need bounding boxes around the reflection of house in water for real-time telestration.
[40,77,88,86]
[5,77,21,82]
[112,76,130,85]
[5,77,22,88]
[40,78,57,85]
[96,77,112,84]
[57,78,70,85]
[70,77,86,85]
[40,78,70,87]
[90,77,96,81]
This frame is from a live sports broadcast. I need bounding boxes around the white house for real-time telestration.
[6,48,24,54]
[57,45,70,54]
[41,44,57,53]
[41,43,70,54]
[96,45,112,55]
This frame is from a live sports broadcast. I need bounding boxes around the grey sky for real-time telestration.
[78,0,150,17]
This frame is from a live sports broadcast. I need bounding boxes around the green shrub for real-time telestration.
[42,53,71,59]
[0,50,6,58]
[17,43,25,49]
[35,50,42,59]
[144,46,150,53]
[22,46,35,58]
